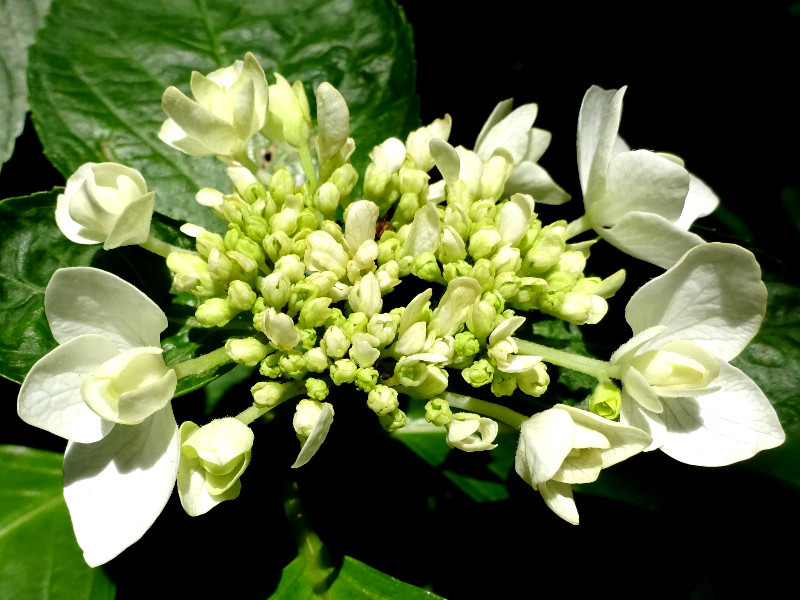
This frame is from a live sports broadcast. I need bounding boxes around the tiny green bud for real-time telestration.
[305,378,330,401]
[330,358,358,385]
[252,381,289,408]
[490,371,517,397]
[354,367,379,392]
[225,337,270,366]
[280,349,307,379]
[244,215,269,244]
[259,352,283,379]
[378,408,407,432]
[304,347,330,373]
[269,167,297,205]
[299,297,333,328]
[411,251,443,283]
[424,397,452,427]
[588,380,623,419]
[196,298,238,327]
[195,231,227,259]
[461,358,494,387]
[228,280,257,311]
[331,163,358,198]
[367,384,399,416]
[468,228,502,261]
[342,311,369,338]
[454,331,480,358]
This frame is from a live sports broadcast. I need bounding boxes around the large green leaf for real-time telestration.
[0,0,51,172]
[0,445,116,599]
[270,555,441,599]
[27,0,419,229]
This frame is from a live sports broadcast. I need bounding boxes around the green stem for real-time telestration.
[231,151,262,175]
[170,347,231,380]
[235,381,304,425]
[139,235,184,258]
[444,392,528,430]
[565,214,594,240]
[298,143,318,191]
[514,339,621,382]
[284,481,334,599]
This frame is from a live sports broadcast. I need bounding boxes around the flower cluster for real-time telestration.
[17,52,785,566]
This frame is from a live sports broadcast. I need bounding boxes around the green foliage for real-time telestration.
[0,445,116,599]
[27,0,419,229]
[0,0,51,171]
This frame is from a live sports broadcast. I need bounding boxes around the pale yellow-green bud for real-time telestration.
[354,367,380,392]
[377,235,401,265]
[314,181,340,220]
[293,399,324,438]
[442,259,472,283]
[490,244,522,275]
[321,325,350,358]
[368,314,398,348]
[331,163,358,199]
[263,74,311,150]
[516,363,550,397]
[424,397,452,427]
[367,384,399,416]
[471,259,495,291]
[228,280,257,311]
[523,221,566,273]
[261,272,291,310]
[494,272,520,299]
[299,297,333,328]
[196,231,226,259]
[399,167,429,196]
[280,350,307,379]
[467,300,497,341]
[167,252,216,297]
[378,408,407,432]
[304,347,330,373]
[306,378,330,401]
[269,168,295,205]
[342,312,369,338]
[259,352,282,379]
[453,331,480,358]
[207,247,237,283]
[411,251,443,283]
[572,269,626,299]
[512,277,548,309]
[330,358,358,385]
[461,358,494,387]
[263,231,293,263]
[468,228,502,261]
[588,380,623,419]
[243,215,269,245]
[225,337,270,366]
[251,381,287,408]
[479,152,513,201]
[196,297,238,327]
[392,192,423,229]
[491,371,518,397]
[543,292,608,325]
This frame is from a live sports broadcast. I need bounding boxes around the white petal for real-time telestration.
[474,98,512,151]
[46,267,167,349]
[625,243,767,360]
[600,211,707,269]
[63,404,179,566]
[17,335,118,443]
[292,403,334,468]
[577,85,626,198]
[538,480,580,525]
[674,173,719,230]
[400,202,441,257]
[475,103,538,163]
[652,362,785,466]
[103,191,155,250]
[560,404,652,467]
[516,409,574,485]
[345,200,379,255]
[504,161,571,205]
[429,276,481,337]
[429,138,460,184]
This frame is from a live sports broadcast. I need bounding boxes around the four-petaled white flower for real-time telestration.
[159,52,268,158]
[515,404,652,525]
[613,243,785,466]
[577,85,719,269]
[17,267,179,566]
[55,162,155,250]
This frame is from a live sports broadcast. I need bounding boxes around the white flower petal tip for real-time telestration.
[515,405,651,524]
[55,162,154,249]
[614,243,784,466]
[63,405,180,566]
[292,401,335,468]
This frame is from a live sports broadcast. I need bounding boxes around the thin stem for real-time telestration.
[139,235,184,258]
[298,144,318,191]
[170,347,231,380]
[444,392,528,430]
[231,151,261,175]
[514,339,621,382]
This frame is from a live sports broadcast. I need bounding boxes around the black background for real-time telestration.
[1,1,799,598]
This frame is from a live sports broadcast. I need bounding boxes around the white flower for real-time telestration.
[177,418,254,517]
[474,99,570,205]
[159,52,268,157]
[488,316,543,373]
[515,404,651,525]
[612,243,785,466]
[446,413,499,452]
[17,267,179,566]
[315,82,353,169]
[577,85,719,269]
[262,72,312,149]
[406,115,452,172]
[55,162,155,249]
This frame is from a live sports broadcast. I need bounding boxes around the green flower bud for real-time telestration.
[331,163,358,198]
[442,259,472,283]
[167,252,216,297]
[588,380,623,419]
[259,351,283,379]
[354,367,379,392]
[244,215,269,245]
[297,328,317,350]
[424,397,452,427]
[494,272,520,299]
[263,74,311,149]
[242,182,268,205]
[516,362,550,397]
[462,358,494,387]
[467,300,497,341]
[342,311,369,338]
[325,307,347,329]
[399,167,429,196]
[251,381,291,408]
[299,297,333,328]
[269,168,296,205]
[378,408,407,432]
[391,192,422,228]
[411,251,443,283]
[261,272,291,310]
[468,228,501,261]
[330,358,358,385]
[367,384,399,416]
[490,372,517,397]
[263,231,293,263]
[512,277,547,309]
[196,298,238,327]
[196,231,227,259]
[454,331,480,358]
[225,337,270,366]
[377,235,401,265]
[471,259,495,291]
[523,221,566,274]
[296,207,318,232]
[314,181,340,219]
[368,314,398,348]
[305,378,330,401]
[279,349,307,379]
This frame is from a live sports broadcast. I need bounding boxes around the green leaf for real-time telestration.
[0,191,99,383]
[269,554,441,599]
[0,0,51,171]
[28,0,419,229]
[0,445,116,599]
